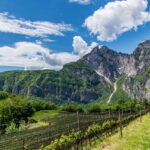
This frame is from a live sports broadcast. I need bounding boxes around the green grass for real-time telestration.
[31,110,60,122]
[92,114,150,150]
[31,110,77,128]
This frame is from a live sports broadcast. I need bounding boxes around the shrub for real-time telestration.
[103,120,117,129]
[87,104,101,113]
[41,131,82,150]
[29,100,57,111]
[86,124,101,136]
[5,122,18,134]
[60,103,77,112]
[5,121,28,134]
[0,96,35,125]
[0,91,9,100]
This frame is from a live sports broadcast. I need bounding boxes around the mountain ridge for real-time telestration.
[0,39,150,103]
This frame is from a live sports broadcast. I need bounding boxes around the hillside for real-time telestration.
[0,66,112,104]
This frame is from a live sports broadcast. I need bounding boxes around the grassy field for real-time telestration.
[32,110,60,122]
[92,114,150,150]
[29,110,62,128]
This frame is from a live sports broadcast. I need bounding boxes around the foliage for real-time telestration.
[42,113,139,150]
[5,121,28,134]
[41,131,82,150]
[60,103,78,112]
[60,103,86,113]
[29,100,57,111]
[86,104,101,112]
[0,91,9,100]
[5,122,18,134]
[0,91,57,127]
[63,61,95,74]
[86,124,101,136]
[0,95,35,126]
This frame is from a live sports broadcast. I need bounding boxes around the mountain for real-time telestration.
[0,66,112,104]
[0,40,150,103]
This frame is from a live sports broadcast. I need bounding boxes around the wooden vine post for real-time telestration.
[140,108,142,122]
[77,111,80,131]
[48,122,51,141]
[68,124,70,133]
[119,109,123,138]
[109,110,111,119]
[22,139,25,150]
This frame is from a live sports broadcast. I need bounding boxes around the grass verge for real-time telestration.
[92,113,150,150]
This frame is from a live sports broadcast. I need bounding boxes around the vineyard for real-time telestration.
[0,108,149,150]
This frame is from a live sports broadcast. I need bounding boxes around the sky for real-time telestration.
[0,0,150,71]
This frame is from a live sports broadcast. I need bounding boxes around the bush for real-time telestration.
[5,121,28,134]
[103,120,117,129]
[86,104,101,113]
[41,131,82,150]
[0,91,9,100]
[5,122,18,134]
[76,105,84,112]
[60,103,77,112]
[86,124,101,136]
[0,96,35,125]
[29,100,57,111]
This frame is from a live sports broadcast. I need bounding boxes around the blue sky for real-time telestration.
[0,0,150,71]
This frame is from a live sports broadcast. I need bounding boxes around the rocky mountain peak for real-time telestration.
[91,45,118,56]
[80,44,136,79]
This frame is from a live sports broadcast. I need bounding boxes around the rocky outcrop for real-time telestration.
[133,40,150,73]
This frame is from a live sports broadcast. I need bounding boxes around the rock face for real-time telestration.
[0,40,150,103]
[123,40,150,100]
[80,46,137,79]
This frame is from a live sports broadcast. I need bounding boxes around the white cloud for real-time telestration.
[69,0,91,5]
[0,42,79,70]
[84,0,150,41]
[0,36,99,70]
[0,12,73,37]
[72,36,99,56]
[0,36,98,70]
